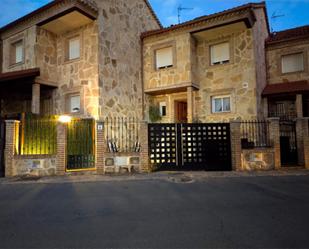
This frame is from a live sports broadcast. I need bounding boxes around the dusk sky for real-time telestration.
[0,0,308,32]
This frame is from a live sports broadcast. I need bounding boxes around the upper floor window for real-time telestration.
[212,95,231,113]
[210,42,230,66]
[156,47,173,69]
[281,53,304,74]
[11,40,23,64]
[68,36,80,61]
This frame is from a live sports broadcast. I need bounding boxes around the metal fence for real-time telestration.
[67,118,95,170]
[18,114,57,155]
[240,120,272,149]
[105,117,140,153]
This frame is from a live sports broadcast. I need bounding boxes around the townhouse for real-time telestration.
[263,26,309,119]
[142,3,269,123]
[0,0,160,120]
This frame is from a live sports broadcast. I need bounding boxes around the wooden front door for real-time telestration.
[175,101,187,123]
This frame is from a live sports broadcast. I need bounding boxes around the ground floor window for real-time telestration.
[66,94,81,114]
[159,102,167,117]
[212,96,231,113]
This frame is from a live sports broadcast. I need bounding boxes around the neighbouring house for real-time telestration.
[0,0,161,120]
[142,2,269,123]
[263,25,309,120]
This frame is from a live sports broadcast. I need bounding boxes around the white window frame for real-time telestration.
[159,102,167,117]
[212,95,231,113]
[68,37,80,61]
[11,40,24,65]
[68,94,81,113]
[155,47,173,70]
[210,42,230,66]
[281,52,304,74]
[15,41,23,64]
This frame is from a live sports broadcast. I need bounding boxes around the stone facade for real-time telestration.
[266,40,309,85]
[194,27,258,122]
[13,156,56,177]
[143,6,269,123]
[264,35,309,119]
[97,0,160,119]
[1,21,99,117]
[0,0,160,120]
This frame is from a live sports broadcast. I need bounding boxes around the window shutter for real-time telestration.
[211,42,230,65]
[69,38,80,60]
[15,42,23,63]
[70,95,81,113]
[156,47,173,69]
[282,53,304,73]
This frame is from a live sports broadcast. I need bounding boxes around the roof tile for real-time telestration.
[266,25,309,44]
[262,81,309,96]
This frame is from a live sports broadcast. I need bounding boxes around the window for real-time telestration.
[11,40,23,64]
[156,47,173,69]
[159,102,167,116]
[281,53,304,73]
[212,96,231,113]
[210,42,230,65]
[67,95,81,113]
[68,37,80,60]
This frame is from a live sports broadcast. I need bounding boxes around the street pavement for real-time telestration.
[0,172,309,248]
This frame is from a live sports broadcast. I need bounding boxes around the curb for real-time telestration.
[0,169,308,185]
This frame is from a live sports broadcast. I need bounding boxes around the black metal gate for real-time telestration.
[280,120,298,166]
[0,119,5,177]
[67,119,95,171]
[149,123,231,171]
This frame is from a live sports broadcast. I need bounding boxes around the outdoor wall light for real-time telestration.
[59,115,72,123]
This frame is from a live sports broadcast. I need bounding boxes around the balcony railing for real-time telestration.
[268,111,297,121]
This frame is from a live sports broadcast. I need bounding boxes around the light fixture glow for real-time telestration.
[59,115,72,123]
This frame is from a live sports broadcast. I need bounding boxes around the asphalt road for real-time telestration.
[0,175,309,248]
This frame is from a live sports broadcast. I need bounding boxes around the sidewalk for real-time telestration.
[1,168,309,185]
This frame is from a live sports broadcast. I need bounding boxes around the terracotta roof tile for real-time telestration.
[141,2,268,38]
[0,68,40,82]
[266,25,309,44]
[262,81,309,96]
[0,0,161,33]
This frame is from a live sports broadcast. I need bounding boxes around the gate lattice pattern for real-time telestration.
[149,123,231,171]
[149,124,177,168]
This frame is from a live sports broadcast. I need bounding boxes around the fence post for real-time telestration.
[4,120,19,177]
[301,118,309,169]
[95,120,105,174]
[56,122,67,176]
[230,121,242,171]
[140,121,150,172]
[296,118,307,166]
[268,118,281,169]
